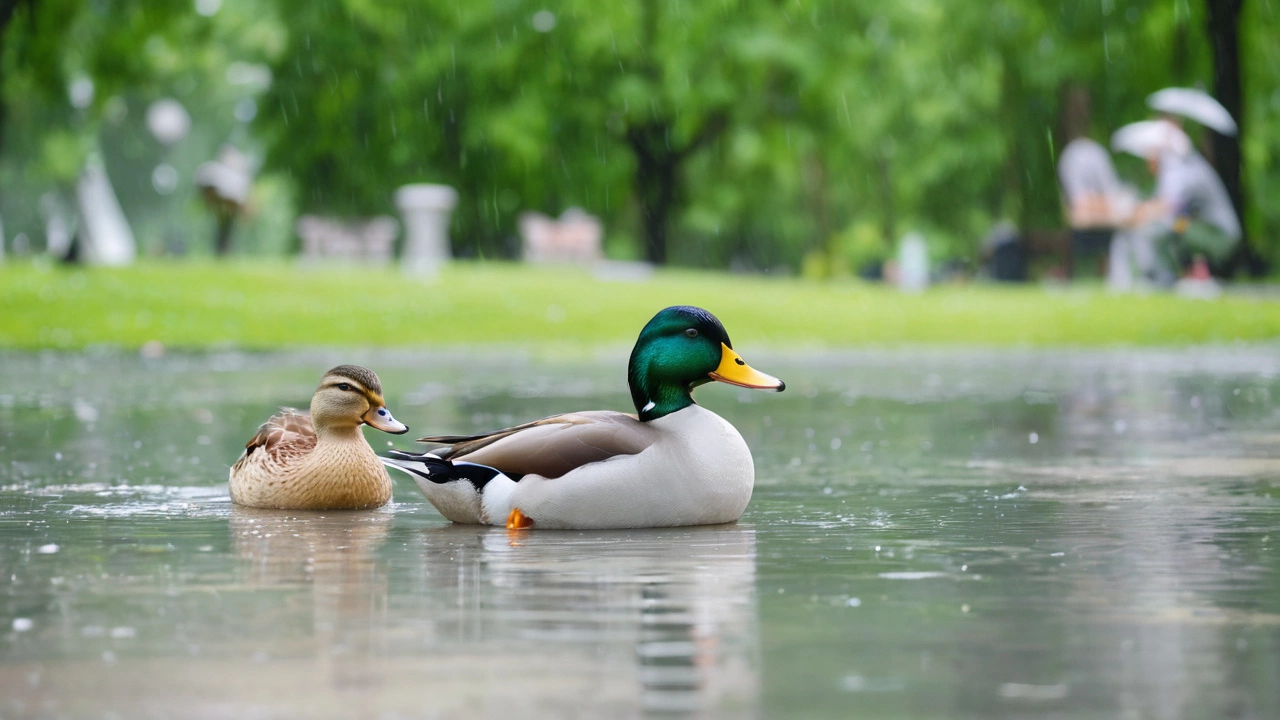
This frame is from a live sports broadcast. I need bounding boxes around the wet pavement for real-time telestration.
[2,347,1279,719]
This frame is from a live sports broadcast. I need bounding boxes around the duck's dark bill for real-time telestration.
[709,343,786,391]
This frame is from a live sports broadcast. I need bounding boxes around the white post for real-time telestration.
[76,154,136,266]
[394,184,458,276]
[898,232,929,292]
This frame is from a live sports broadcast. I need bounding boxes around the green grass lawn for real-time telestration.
[2,260,1278,350]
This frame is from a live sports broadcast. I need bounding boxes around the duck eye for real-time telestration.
[685,328,698,338]
[337,383,352,391]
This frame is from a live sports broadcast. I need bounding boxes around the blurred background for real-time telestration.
[0,0,1276,280]
[6,6,1280,718]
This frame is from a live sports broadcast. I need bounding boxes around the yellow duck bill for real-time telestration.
[708,343,785,391]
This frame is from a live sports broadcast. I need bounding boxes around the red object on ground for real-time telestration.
[1188,255,1212,280]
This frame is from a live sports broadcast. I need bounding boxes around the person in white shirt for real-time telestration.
[1058,137,1124,229]
[1056,88,1143,287]
[1057,137,1145,285]
[1119,119,1241,285]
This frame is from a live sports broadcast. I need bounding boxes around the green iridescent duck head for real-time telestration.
[627,306,785,421]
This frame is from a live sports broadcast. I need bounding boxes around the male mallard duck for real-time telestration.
[230,365,408,510]
[384,306,784,529]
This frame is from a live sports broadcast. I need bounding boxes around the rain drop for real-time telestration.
[151,164,179,195]
[532,10,556,33]
[195,0,221,16]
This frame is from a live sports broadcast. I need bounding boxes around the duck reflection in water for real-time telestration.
[225,510,758,718]
[401,524,761,718]
[229,506,392,693]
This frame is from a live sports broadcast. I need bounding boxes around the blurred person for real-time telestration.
[195,145,253,256]
[1114,118,1240,286]
[1056,86,1138,286]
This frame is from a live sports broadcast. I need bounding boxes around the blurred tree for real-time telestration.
[4,0,1278,272]
[0,0,285,255]
[260,0,829,264]
[1205,0,1264,275]
[1,0,193,168]
[0,0,29,151]
[1241,0,1280,269]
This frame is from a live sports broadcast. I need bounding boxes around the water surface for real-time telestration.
[2,347,1279,719]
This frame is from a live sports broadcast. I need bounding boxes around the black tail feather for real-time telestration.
[382,450,519,490]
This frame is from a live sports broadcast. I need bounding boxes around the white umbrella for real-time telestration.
[1111,120,1192,159]
[1146,87,1237,135]
[195,145,253,204]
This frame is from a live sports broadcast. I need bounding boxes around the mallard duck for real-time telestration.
[230,365,408,510]
[383,306,784,529]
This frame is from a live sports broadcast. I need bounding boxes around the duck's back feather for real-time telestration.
[417,410,657,480]
[233,408,316,472]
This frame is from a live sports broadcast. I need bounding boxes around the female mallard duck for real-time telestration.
[230,365,408,510]
[384,306,784,529]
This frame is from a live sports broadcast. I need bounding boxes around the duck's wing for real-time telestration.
[417,410,657,480]
[233,408,317,471]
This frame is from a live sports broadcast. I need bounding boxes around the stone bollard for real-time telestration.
[394,184,458,276]
[897,232,929,293]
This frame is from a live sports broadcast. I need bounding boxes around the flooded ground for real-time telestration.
[2,346,1279,719]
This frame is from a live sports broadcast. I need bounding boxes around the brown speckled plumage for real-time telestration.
[228,366,397,510]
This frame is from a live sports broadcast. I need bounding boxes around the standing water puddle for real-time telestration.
[2,347,1279,719]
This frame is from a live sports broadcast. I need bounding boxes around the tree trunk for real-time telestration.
[628,126,676,265]
[876,151,895,245]
[1171,13,1191,85]
[0,0,28,156]
[1206,0,1265,275]
[214,211,235,256]
[803,154,829,255]
[625,114,726,266]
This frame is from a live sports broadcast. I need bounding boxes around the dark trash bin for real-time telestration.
[1070,228,1113,279]
[983,221,1027,282]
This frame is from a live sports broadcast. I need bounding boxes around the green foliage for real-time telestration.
[0,0,285,255]
[2,261,1279,349]
[803,221,887,280]
[1242,0,1280,266]
[36,129,92,183]
[3,0,1279,270]
[251,0,1279,268]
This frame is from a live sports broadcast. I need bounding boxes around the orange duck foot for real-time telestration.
[506,508,534,530]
